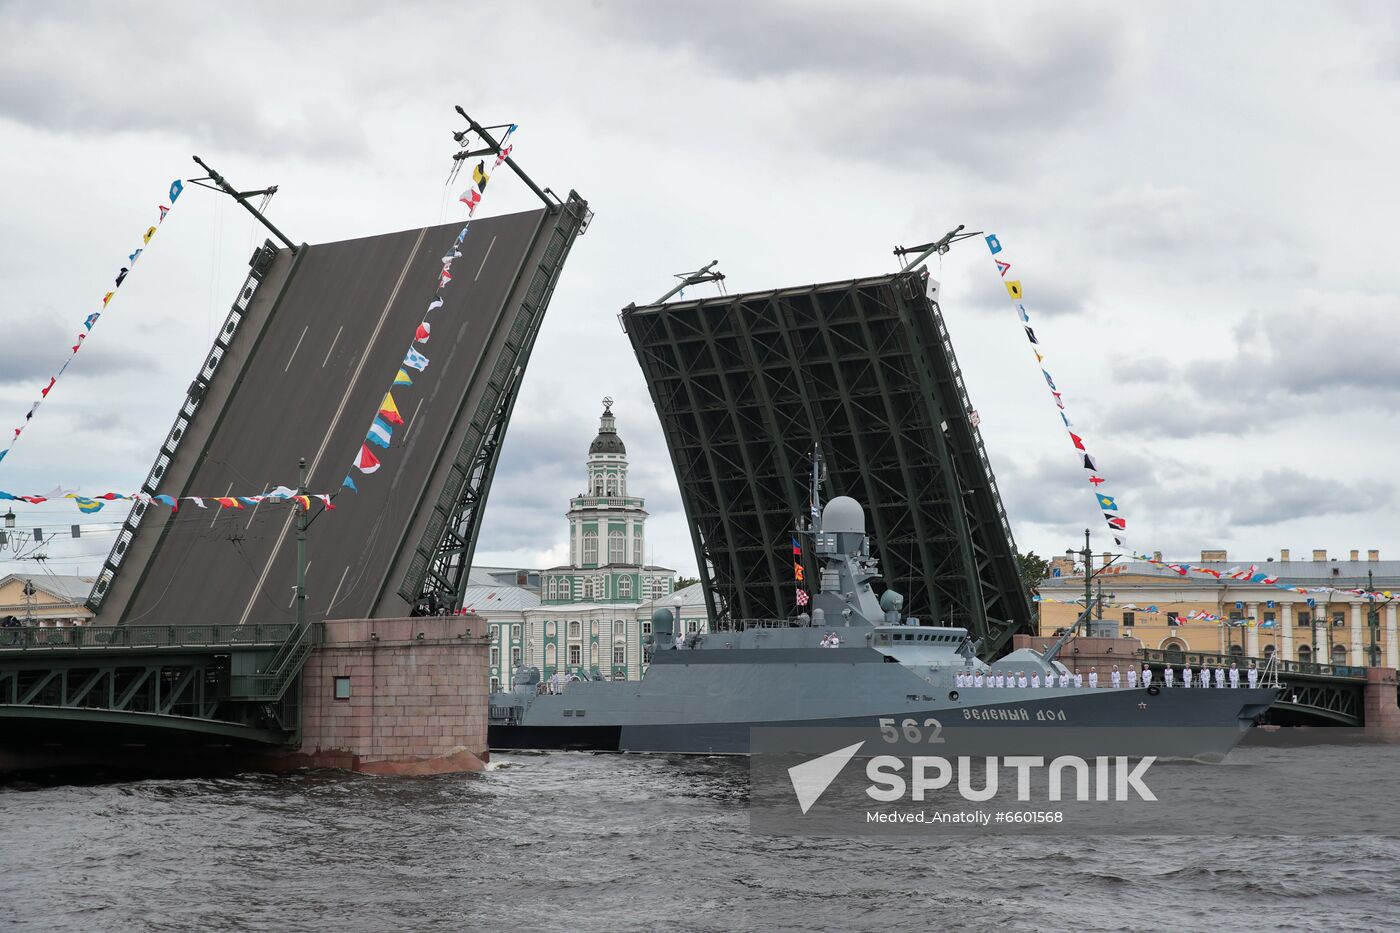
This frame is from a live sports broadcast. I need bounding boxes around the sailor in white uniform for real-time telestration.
[1142,665,1153,689]
[1247,664,1259,689]
[1088,669,1099,689]
[1110,666,1121,688]
[1200,667,1211,688]
[1181,664,1192,688]
[1213,666,1226,689]
[1017,672,1028,689]
[1031,672,1041,688]
[1164,666,1175,688]
[996,673,1006,688]
[1059,671,1071,688]
[1228,663,1240,688]
[1073,671,1084,688]
[974,671,985,688]
[1045,670,1057,687]
[1127,667,1138,689]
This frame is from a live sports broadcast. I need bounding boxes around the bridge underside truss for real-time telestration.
[622,267,1032,654]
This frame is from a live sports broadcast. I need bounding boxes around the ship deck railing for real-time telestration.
[709,618,806,632]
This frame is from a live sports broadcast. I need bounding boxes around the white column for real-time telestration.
[1351,603,1364,665]
[1387,603,1398,669]
[1281,602,1294,661]
[1313,618,1326,665]
[1245,602,1260,656]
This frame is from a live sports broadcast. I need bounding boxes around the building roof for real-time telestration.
[457,584,541,613]
[1041,559,1400,590]
[543,562,676,573]
[0,573,95,604]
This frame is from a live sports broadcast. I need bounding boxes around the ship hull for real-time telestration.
[491,684,1277,759]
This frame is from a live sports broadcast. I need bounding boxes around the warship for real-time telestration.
[489,493,1279,759]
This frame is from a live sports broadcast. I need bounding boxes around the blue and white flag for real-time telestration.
[367,416,393,448]
[403,347,429,372]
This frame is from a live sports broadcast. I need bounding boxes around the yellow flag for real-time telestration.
[1005,280,1023,299]
[379,391,403,425]
[143,225,156,244]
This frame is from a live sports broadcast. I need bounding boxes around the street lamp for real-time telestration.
[3,509,14,529]
[1368,570,1381,667]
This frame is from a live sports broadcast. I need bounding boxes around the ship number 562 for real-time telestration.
[878,717,944,744]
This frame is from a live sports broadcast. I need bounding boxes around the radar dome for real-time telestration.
[822,496,866,534]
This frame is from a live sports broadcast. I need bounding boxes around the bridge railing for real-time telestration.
[0,623,297,652]
[1140,647,1368,681]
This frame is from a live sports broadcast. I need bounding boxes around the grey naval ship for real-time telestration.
[489,495,1278,759]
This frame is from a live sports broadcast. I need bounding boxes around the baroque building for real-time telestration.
[478,401,706,693]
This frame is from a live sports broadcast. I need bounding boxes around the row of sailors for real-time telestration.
[955,663,1261,690]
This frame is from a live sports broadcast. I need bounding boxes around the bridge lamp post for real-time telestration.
[1367,570,1381,667]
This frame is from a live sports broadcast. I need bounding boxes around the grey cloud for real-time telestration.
[0,4,369,159]
[587,0,1131,172]
[1165,469,1392,528]
[0,312,154,385]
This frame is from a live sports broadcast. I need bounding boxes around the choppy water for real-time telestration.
[3,744,1399,932]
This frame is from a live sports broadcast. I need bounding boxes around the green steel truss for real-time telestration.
[622,267,1032,655]
[0,624,312,742]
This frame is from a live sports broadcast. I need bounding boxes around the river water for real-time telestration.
[3,742,1399,932]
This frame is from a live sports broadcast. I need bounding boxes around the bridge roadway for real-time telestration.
[101,207,551,627]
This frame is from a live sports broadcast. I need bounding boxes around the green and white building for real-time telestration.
[479,401,708,692]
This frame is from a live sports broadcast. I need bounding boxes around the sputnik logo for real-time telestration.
[787,741,864,814]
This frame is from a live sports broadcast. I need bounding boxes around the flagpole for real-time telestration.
[296,457,307,628]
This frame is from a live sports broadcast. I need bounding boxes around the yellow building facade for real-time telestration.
[1036,552,1400,669]
[0,574,95,626]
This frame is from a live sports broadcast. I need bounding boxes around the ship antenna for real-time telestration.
[809,444,824,531]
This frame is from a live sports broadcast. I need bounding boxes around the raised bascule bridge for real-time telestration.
[0,115,592,771]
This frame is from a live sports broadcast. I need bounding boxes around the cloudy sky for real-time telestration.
[1,1,1398,586]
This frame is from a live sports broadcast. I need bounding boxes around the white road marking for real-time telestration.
[403,397,425,438]
[245,482,273,529]
[284,325,309,372]
[475,235,497,281]
[321,325,344,368]
[236,228,429,627]
[210,482,234,529]
[326,564,350,614]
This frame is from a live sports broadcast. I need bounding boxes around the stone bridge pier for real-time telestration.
[280,614,491,775]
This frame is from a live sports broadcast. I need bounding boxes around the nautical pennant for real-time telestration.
[379,392,404,425]
[987,232,1127,545]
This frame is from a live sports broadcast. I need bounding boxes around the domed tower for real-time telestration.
[544,398,668,605]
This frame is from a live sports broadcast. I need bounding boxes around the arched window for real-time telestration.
[545,643,557,667]
[1228,644,1244,657]
[569,620,581,638]
[546,621,556,637]
[511,624,521,641]
[609,530,626,565]
[547,578,557,601]
[583,532,598,567]
[1160,638,1186,660]
[1297,644,1312,664]
[605,475,617,495]
[590,644,600,668]
[633,532,643,564]
[592,474,604,495]
[1262,644,1275,659]
[1330,644,1347,666]
[619,576,632,598]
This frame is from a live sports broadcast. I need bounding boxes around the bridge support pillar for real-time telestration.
[1363,667,1400,742]
[290,615,490,774]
